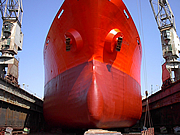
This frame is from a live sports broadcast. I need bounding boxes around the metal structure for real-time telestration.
[141,80,180,133]
[149,0,180,85]
[0,0,23,85]
[0,77,44,131]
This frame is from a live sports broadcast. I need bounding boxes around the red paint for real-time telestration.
[162,63,170,81]
[65,29,83,52]
[43,0,142,128]
[104,29,123,53]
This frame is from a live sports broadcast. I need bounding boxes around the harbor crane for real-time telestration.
[0,0,23,85]
[149,0,180,86]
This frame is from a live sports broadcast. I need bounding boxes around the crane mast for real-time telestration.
[0,0,23,85]
[150,0,180,85]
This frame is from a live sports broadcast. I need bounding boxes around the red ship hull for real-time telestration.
[43,0,142,128]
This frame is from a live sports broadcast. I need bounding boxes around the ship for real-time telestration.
[43,0,142,129]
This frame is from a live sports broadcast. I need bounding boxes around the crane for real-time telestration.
[0,0,23,85]
[149,0,180,86]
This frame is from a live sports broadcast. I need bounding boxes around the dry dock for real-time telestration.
[1,75,180,134]
[140,79,180,134]
[0,77,44,132]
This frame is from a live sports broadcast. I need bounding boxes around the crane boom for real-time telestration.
[0,0,23,26]
[149,0,180,85]
[150,0,175,30]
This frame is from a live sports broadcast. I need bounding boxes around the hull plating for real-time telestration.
[44,60,141,128]
[43,0,142,128]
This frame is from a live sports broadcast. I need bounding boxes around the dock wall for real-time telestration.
[0,77,44,131]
